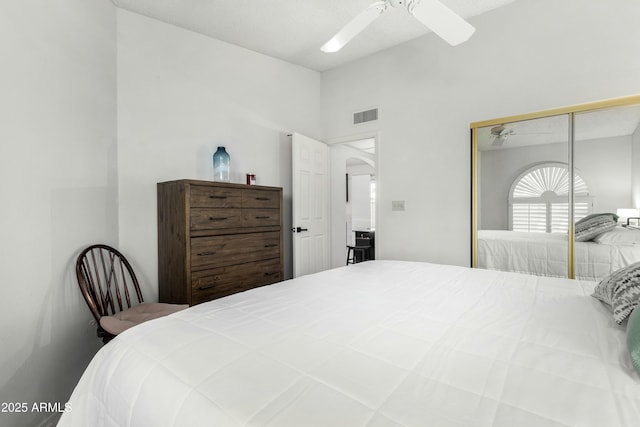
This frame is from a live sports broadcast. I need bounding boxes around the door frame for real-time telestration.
[327,131,380,267]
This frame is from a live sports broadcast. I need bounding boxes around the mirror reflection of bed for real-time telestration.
[473,99,640,281]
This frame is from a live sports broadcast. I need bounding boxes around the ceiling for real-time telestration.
[477,105,640,151]
[111,0,519,71]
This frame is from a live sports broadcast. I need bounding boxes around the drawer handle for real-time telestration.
[209,195,227,199]
[198,284,215,290]
[209,217,228,221]
[255,216,270,219]
[197,251,217,256]
[264,271,278,277]
[264,243,278,248]
[255,197,270,201]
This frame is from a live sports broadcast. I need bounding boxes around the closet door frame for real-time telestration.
[470,94,640,279]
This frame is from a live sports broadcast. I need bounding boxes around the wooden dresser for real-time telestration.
[157,179,283,306]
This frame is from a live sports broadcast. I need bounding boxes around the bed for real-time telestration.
[59,260,640,427]
[478,228,640,281]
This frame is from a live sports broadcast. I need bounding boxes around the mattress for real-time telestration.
[478,229,640,281]
[59,260,640,427]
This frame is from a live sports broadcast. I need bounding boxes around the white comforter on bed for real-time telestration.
[60,261,640,427]
[478,230,640,281]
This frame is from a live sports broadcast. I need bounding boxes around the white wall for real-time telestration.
[0,1,117,426]
[350,173,373,231]
[321,0,640,265]
[117,10,321,288]
[576,137,633,213]
[480,136,632,229]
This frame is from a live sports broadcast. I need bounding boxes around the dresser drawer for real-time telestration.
[242,189,280,209]
[190,185,242,208]
[190,258,282,305]
[191,231,280,270]
[158,180,283,307]
[241,209,280,227]
[191,208,242,230]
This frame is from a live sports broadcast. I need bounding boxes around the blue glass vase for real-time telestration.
[213,146,230,182]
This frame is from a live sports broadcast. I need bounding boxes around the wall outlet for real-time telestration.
[392,200,405,211]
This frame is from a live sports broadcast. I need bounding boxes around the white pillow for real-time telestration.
[593,226,640,245]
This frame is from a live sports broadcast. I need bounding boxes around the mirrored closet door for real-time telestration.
[471,94,640,280]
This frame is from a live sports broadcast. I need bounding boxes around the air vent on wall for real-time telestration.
[353,108,378,125]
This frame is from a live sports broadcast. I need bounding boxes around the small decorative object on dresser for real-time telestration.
[157,179,283,306]
[212,146,230,182]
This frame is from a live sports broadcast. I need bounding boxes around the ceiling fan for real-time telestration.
[321,0,476,53]
[490,124,514,146]
[490,124,554,146]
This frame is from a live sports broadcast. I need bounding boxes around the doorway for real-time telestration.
[329,137,377,268]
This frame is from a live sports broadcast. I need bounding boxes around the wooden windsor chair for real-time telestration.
[76,244,187,344]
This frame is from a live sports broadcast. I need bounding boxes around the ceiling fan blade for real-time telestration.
[321,1,387,53]
[491,137,505,147]
[408,0,475,46]
[491,125,506,136]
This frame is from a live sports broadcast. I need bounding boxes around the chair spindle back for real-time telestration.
[76,244,144,323]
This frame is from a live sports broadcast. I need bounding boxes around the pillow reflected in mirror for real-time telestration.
[575,213,618,242]
[594,226,640,245]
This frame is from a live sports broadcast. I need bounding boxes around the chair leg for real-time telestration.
[346,246,354,265]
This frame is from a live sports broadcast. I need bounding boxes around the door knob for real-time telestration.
[292,226,308,233]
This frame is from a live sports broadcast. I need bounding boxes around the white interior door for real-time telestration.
[292,133,330,277]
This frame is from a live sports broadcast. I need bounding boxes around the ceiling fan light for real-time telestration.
[320,1,387,53]
[321,38,343,53]
[408,0,475,46]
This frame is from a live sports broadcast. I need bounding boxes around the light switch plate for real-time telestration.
[392,200,405,211]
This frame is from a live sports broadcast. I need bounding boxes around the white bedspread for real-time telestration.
[479,230,640,281]
[60,261,640,427]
